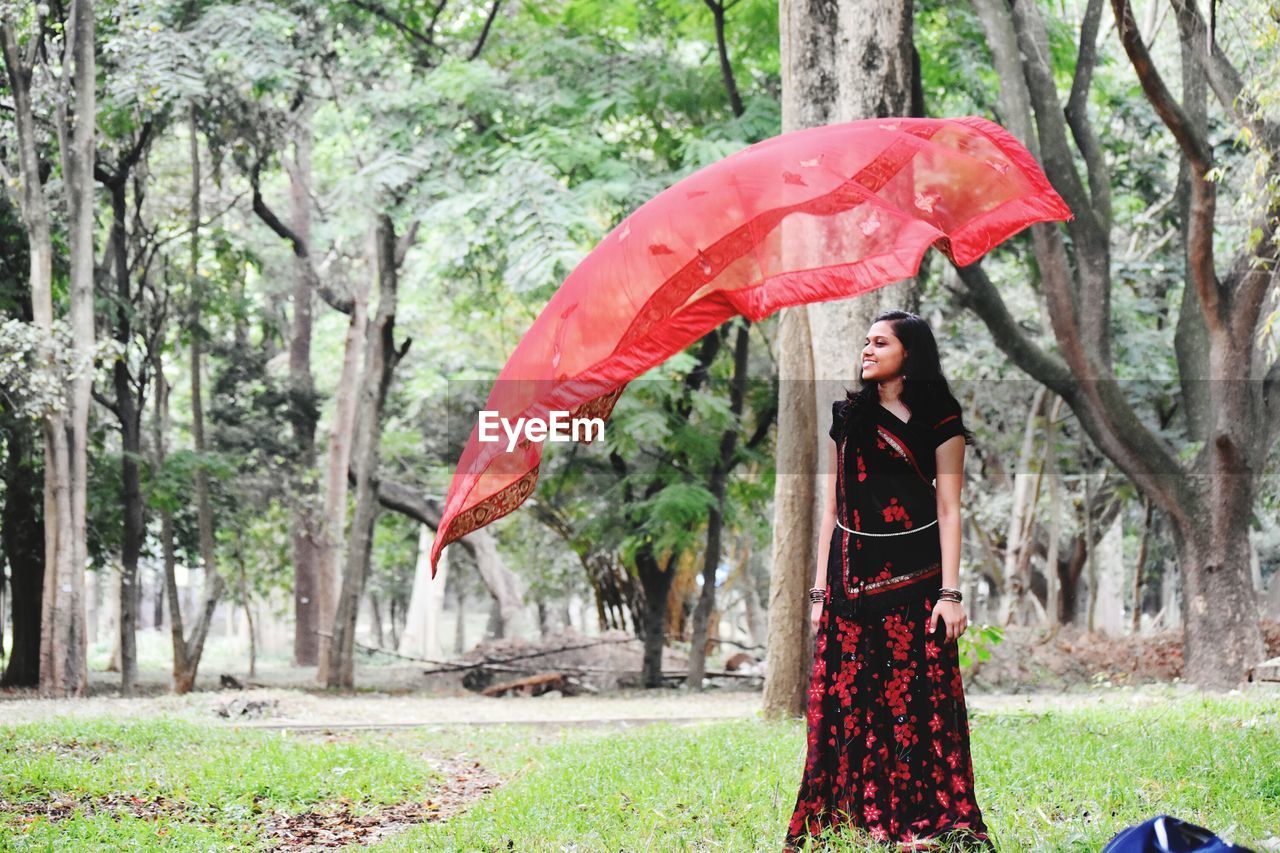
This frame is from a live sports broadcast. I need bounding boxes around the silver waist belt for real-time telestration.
[835,517,938,537]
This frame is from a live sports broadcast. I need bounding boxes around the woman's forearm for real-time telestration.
[937,508,961,589]
[814,500,836,590]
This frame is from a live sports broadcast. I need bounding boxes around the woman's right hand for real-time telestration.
[810,600,824,633]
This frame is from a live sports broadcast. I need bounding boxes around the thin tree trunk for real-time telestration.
[369,592,384,649]
[237,549,256,679]
[1001,386,1048,625]
[169,109,225,695]
[1044,396,1064,629]
[389,595,402,649]
[737,537,765,649]
[637,544,677,687]
[152,324,186,683]
[104,572,121,672]
[454,585,466,655]
[288,101,322,667]
[1131,496,1152,634]
[327,214,411,688]
[315,276,369,685]
[400,525,449,661]
[689,321,750,687]
[107,176,143,697]
[1083,467,1097,632]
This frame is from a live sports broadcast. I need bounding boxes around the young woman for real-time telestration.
[784,310,994,852]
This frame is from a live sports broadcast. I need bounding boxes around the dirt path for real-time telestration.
[2,681,1248,729]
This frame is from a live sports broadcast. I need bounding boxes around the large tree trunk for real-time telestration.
[326,214,411,689]
[288,102,322,667]
[766,0,918,719]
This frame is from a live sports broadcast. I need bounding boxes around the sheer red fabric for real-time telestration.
[430,115,1071,573]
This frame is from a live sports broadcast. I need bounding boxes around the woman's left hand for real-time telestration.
[928,599,968,643]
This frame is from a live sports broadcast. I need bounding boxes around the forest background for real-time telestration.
[1,0,1278,708]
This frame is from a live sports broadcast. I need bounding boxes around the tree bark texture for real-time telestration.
[767,0,918,720]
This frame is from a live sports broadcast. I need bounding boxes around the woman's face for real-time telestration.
[860,320,906,382]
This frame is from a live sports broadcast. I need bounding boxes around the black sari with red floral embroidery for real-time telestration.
[784,398,994,851]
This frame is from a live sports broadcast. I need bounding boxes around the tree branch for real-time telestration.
[467,0,502,62]
[348,0,441,66]
[1008,0,1106,249]
[1224,201,1280,342]
[951,260,1075,398]
[971,0,1039,157]
[394,218,420,268]
[250,162,306,255]
[1027,224,1195,525]
[375,475,442,526]
[250,162,353,315]
[704,0,744,118]
[91,386,120,419]
[1170,0,1280,152]
[1111,0,1224,337]
[1065,0,1111,232]
[1009,0,1112,363]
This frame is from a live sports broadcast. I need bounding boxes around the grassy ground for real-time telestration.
[1,687,1276,851]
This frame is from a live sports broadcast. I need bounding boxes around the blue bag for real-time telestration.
[1102,814,1257,853]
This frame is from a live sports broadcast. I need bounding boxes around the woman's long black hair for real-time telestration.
[843,309,974,445]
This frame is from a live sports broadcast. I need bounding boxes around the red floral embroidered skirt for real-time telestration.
[784,588,995,851]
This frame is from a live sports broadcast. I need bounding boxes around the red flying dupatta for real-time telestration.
[430,115,1071,574]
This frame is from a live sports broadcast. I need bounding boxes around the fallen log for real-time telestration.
[480,671,571,698]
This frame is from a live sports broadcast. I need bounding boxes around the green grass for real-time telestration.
[1,690,1277,851]
[0,719,444,850]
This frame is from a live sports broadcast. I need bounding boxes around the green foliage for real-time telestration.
[957,623,1005,670]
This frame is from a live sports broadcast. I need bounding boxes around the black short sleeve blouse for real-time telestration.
[930,400,966,449]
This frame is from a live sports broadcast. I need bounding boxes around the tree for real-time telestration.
[959,0,1278,689]
[1,0,98,698]
[327,214,412,688]
[93,120,156,696]
[765,0,920,719]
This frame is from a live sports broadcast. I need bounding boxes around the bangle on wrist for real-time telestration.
[938,585,962,602]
